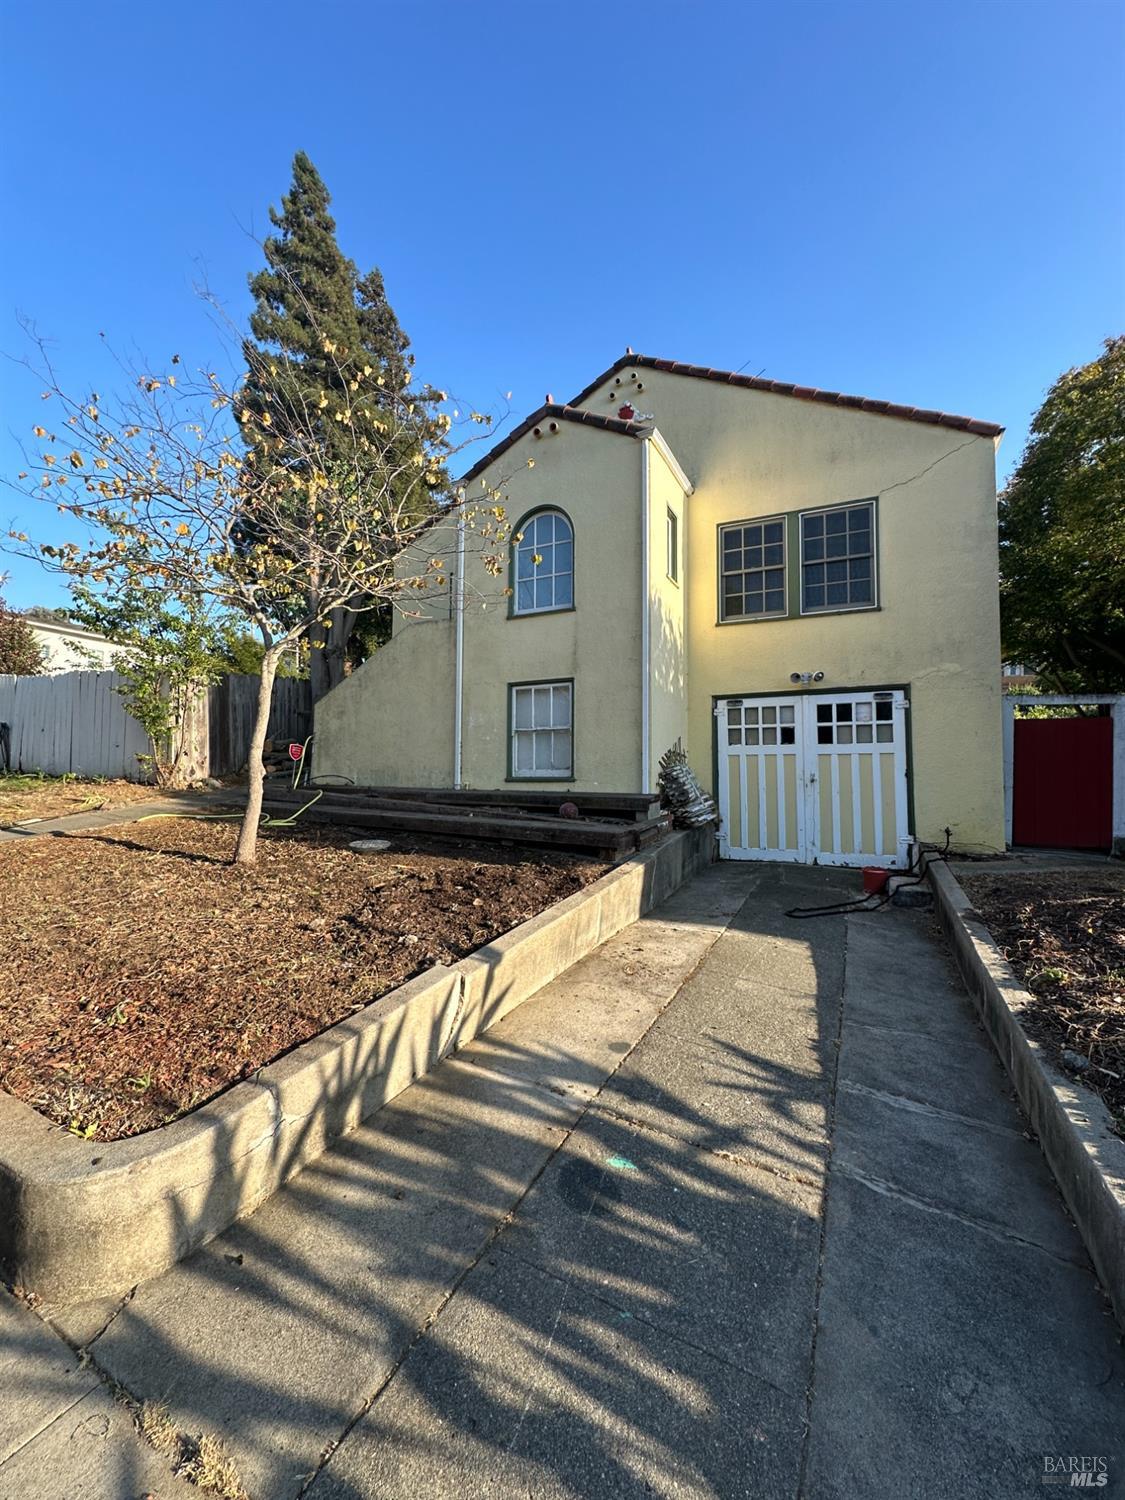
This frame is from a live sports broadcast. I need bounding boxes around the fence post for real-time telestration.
[1002,696,1015,848]
[1112,698,1125,859]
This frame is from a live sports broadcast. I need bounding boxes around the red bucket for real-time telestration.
[862,866,889,895]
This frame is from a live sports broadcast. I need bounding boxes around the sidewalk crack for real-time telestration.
[796,912,848,1500]
[834,1164,1090,1269]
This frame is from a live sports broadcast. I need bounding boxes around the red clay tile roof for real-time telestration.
[458,402,648,487]
[570,353,1004,438]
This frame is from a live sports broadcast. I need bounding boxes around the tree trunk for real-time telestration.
[233,650,279,866]
[308,605,357,703]
[166,681,210,788]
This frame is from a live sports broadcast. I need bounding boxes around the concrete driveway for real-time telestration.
[3,862,1122,1499]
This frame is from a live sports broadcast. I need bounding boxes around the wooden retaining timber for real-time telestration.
[251,785,671,857]
[308,785,664,822]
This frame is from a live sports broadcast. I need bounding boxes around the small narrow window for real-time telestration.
[667,508,679,583]
[513,510,573,615]
[718,517,786,621]
[510,681,573,779]
[800,502,876,613]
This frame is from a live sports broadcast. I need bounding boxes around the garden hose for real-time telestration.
[137,738,322,830]
[784,829,951,919]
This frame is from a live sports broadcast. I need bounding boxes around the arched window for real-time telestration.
[513,510,574,615]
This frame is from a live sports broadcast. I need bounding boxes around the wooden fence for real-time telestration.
[0,670,150,779]
[208,674,312,776]
[0,671,312,782]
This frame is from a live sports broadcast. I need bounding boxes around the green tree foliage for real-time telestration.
[999,336,1125,691]
[69,583,223,785]
[0,591,44,675]
[240,152,449,697]
[215,626,307,679]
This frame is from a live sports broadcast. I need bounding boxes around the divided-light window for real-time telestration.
[800,503,875,612]
[719,518,786,620]
[510,681,573,779]
[513,510,573,614]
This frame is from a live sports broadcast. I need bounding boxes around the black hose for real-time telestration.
[785,828,951,919]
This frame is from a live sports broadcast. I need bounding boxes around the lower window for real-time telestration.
[510,680,573,778]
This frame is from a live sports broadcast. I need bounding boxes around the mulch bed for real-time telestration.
[0,818,606,1141]
[961,868,1125,1129]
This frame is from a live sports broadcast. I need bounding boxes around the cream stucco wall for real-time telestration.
[313,612,456,787]
[313,420,647,791]
[457,421,645,790]
[646,440,689,782]
[581,367,1005,850]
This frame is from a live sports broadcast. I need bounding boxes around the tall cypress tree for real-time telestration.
[240,152,446,698]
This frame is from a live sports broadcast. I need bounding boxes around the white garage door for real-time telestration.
[715,690,911,868]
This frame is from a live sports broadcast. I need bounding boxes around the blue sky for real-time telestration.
[1,0,1122,608]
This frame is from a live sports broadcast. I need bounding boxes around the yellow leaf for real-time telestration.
[33,425,46,437]
[176,523,190,536]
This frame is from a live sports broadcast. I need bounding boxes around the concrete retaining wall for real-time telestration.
[0,827,716,1304]
[925,854,1125,1327]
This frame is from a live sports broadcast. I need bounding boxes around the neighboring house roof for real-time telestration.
[570,353,1005,439]
[26,618,113,644]
[458,402,649,488]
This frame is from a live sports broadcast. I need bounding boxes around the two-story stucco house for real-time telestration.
[314,353,1006,864]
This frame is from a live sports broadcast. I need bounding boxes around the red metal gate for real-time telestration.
[1012,715,1113,849]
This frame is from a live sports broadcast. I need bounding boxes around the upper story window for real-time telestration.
[513,509,573,615]
[719,518,786,621]
[667,507,680,583]
[800,502,875,613]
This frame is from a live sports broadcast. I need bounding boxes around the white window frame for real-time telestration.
[512,510,574,617]
[667,507,679,584]
[798,500,878,615]
[510,680,573,780]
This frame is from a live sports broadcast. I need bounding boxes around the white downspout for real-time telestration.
[640,440,651,793]
[453,508,465,788]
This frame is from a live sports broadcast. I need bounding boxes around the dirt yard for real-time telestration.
[962,866,1125,1129]
[0,773,163,828]
[0,818,606,1140]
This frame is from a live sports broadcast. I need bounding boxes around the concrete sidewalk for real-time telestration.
[3,863,1122,1499]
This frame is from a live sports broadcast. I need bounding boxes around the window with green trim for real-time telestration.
[719,518,786,620]
[510,681,572,778]
[514,510,573,614]
[800,502,875,612]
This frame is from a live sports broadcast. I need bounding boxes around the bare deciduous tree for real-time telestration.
[7,323,513,863]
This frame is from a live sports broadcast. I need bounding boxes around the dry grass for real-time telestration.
[0,772,161,827]
[136,1402,247,1499]
[138,1400,182,1460]
[179,1432,248,1499]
